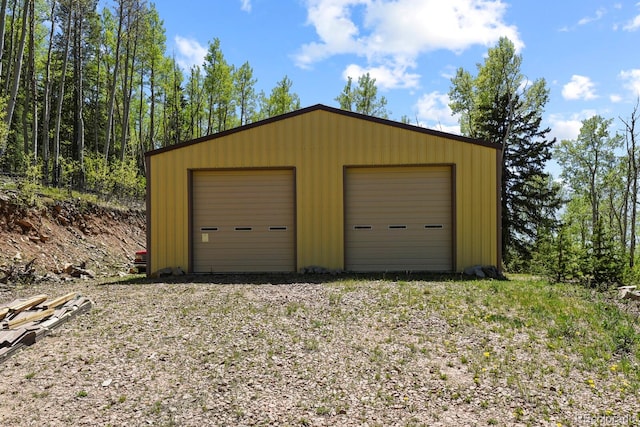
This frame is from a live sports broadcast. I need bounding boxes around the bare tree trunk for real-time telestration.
[0,0,9,88]
[120,0,143,161]
[119,10,131,161]
[93,23,101,154]
[104,0,124,160]
[206,92,213,135]
[53,8,72,187]
[138,63,145,171]
[173,62,180,145]
[120,0,141,161]
[28,0,36,161]
[41,0,55,183]
[4,0,29,131]
[73,3,85,188]
[622,101,639,268]
[148,59,155,154]
[21,68,28,152]
[3,0,17,95]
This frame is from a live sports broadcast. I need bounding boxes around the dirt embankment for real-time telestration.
[0,190,145,280]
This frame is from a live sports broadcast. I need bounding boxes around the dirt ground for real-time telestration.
[0,189,145,279]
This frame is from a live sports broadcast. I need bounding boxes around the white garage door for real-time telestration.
[192,169,295,273]
[345,166,453,272]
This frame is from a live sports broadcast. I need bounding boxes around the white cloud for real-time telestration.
[578,8,605,25]
[239,0,252,12]
[548,111,598,142]
[174,36,207,71]
[295,0,523,87]
[610,94,623,103]
[343,63,420,90]
[623,14,640,31]
[620,69,640,97]
[414,91,461,134]
[561,75,598,100]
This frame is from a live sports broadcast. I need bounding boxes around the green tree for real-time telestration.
[335,73,388,118]
[449,37,560,269]
[185,65,206,139]
[555,115,624,286]
[161,55,185,146]
[620,101,639,269]
[203,38,236,133]
[258,75,300,118]
[556,116,622,240]
[143,4,166,154]
[233,61,257,126]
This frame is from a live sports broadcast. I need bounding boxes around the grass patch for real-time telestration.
[337,275,640,401]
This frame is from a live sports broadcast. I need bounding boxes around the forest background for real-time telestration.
[0,0,638,287]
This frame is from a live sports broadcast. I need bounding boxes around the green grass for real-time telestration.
[0,174,142,211]
[329,275,640,408]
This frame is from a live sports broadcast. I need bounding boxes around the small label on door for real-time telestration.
[202,233,209,242]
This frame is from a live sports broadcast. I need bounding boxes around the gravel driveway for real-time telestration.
[0,276,638,426]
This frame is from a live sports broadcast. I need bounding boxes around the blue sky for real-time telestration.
[147,0,640,164]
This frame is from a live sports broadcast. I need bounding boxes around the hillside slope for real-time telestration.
[0,189,145,279]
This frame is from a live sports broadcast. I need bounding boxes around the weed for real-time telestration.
[315,406,331,416]
[328,292,343,306]
[611,322,638,356]
[286,302,304,316]
[303,338,319,351]
[32,391,49,398]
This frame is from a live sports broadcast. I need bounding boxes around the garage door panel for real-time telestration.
[192,169,295,273]
[345,166,453,272]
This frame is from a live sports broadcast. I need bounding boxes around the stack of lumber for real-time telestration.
[0,292,92,363]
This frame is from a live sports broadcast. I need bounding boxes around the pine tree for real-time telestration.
[449,37,560,269]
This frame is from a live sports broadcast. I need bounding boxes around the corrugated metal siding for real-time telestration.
[148,108,498,273]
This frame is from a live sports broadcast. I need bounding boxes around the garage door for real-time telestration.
[345,166,453,272]
[192,169,295,273]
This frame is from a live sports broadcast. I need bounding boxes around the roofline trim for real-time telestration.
[145,104,502,157]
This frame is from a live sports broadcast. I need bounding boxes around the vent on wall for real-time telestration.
[353,225,372,230]
[424,224,444,229]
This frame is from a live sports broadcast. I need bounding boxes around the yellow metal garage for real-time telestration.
[145,104,502,275]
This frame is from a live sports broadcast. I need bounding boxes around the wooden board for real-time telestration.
[41,292,79,310]
[8,294,48,314]
[7,308,55,329]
